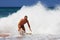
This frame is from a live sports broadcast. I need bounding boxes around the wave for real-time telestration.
[0,2,60,36]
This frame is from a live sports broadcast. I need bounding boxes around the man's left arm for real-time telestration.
[27,20,32,32]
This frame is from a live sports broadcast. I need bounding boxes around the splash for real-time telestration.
[0,2,60,36]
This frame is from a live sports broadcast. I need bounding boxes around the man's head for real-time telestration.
[24,16,28,20]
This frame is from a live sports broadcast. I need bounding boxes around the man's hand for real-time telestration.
[29,28,32,32]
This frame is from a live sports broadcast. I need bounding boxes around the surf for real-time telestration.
[0,2,60,37]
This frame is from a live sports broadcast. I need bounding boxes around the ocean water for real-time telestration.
[0,2,60,40]
[0,34,60,40]
[0,7,21,18]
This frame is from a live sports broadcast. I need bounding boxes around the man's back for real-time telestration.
[18,18,27,25]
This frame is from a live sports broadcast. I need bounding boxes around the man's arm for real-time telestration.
[27,20,32,32]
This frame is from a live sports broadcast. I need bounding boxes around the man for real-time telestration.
[18,16,32,33]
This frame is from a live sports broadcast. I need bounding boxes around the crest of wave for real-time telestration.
[0,2,60,36]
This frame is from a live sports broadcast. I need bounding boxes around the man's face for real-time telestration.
[24,16,27,20]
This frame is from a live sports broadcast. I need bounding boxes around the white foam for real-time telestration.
[0,2,60,36]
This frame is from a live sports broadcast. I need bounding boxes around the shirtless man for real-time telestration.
[18,16,32,33]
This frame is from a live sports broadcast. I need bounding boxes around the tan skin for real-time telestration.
[18,16,32,33]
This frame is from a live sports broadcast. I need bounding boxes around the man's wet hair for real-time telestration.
[25,16,28,18]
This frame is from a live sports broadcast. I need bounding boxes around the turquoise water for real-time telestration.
[0,7,21,18]
[0,7,54,18]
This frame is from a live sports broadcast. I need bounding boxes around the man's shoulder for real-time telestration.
[21,18,24,20]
